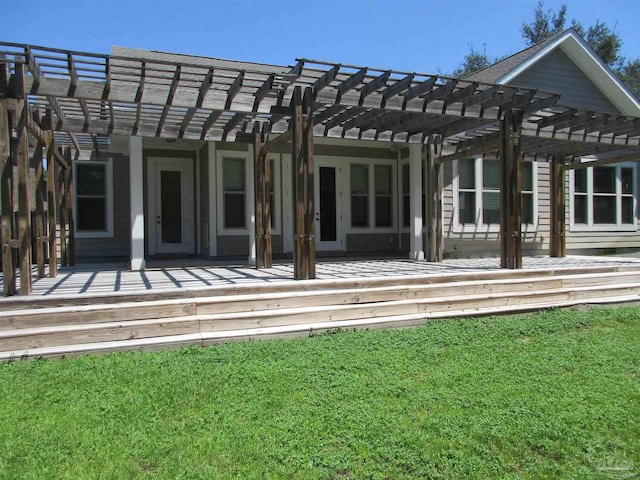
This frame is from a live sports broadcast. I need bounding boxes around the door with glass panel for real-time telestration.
[148,158,194,255]
[314,159,343,251]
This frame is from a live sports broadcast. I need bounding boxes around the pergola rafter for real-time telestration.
[1,41,639,295]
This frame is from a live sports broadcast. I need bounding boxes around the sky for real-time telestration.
[2,0,639,75]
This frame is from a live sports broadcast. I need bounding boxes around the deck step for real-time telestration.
[1,288,638,361]
[2,270,638,329]
[1,280,638,352]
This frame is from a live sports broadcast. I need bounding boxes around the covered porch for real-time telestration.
[1,43,640,296]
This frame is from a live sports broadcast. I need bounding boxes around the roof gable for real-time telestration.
[467,29,640,116]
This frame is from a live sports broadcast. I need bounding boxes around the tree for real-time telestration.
[521,0,567,45]
[570,20,622,67]
[450,45,491,78]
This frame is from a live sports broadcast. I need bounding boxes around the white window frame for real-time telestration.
[569,161,638,232]
[216,151,281,236]
[346,158,396,234]
[73,158,114,239]
[452,157,538,234]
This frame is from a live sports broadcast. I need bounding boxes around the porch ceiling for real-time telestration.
[1,42,639,165]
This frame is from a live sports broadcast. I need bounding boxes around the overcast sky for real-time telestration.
[2,0,639,74]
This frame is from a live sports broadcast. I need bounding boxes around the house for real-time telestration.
[0,28,639,296]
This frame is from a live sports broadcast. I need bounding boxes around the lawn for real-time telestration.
[0,307,639,479]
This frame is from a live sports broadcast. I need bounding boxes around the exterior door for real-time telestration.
[148,158,194,255]
[314,160,343,251]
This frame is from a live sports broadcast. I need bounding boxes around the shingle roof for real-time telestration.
[466,31,565,83]
[111,46,289,74]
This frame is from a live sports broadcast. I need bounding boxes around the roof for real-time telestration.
[467,28,640,116]
[112,46,288,75]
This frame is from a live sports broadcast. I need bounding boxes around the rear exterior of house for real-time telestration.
[68,33,639,266]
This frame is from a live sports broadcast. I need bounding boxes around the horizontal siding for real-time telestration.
[346,233,400,252]
[510,48,618,113]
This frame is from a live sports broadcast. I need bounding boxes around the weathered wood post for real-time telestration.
[0,90,16,296]
[14,63,32,294]
[550,155,566,257]
[302,87,315,279]
[253,127,265,269]
[65,147,75,266]
[500,108,523,269]
[45,110,58,278]
[33,138,46,277]
[427,135,443,262]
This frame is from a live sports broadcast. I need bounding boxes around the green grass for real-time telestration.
[0,307,639,479]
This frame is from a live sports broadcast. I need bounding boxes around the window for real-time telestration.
[571,163,637,230]
[455,158,536,229]
[350,164,369,227]
[74,160,113,238]
[223,157,245,229]
[374,165,392,227]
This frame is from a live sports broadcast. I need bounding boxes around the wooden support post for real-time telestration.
[57,150,67,267]
[46,131,58,277]
[550,155,566,257]
[499,109,523,269]
[263,148,273,269]
[253,130,265,269]
[65,148,75,266]
[33,141,46,277]
[14,64,32,295]
[427,136,443,262]
[291,87,306,280]
[302,87,315,279]
[0,98,15,295]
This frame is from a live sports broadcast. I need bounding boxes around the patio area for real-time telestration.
[3,254,639,298]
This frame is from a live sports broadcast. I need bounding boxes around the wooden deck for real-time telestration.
[2,255,640,298]
[1,255,639,360]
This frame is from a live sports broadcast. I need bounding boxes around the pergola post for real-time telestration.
[14,64,32,294]
[33,139,46,277]
[408,144,424,260]
[290,86,315,280]
[45,124,58,278]
[550,155,566,257]
[303,88,315,279]
[0,98,16,296]
[253,127,272,269]
[426,135,443,262]
[500,108,523,269]
[57,151,67,267]
[64,147,75,266]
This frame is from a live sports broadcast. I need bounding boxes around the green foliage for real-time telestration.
[618,59,640,98]
[0,307,639,479]
[571,20,623,67]
[521,0,567,45]
[451,45,492,78]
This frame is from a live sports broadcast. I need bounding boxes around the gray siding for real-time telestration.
[510,48,619,113]
[346,233,400,253]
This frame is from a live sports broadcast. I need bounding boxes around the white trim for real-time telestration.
[147,157,195,255]
[129,136,145,271]
[451,157,539,234]
[315,157,345,251]
[247,144,256,266]
[216,150,250,236]
[344,156,397,235]
[568,161,638,232]
[409,144,424,260]
[73,158,114,239]
[498,29,640,116]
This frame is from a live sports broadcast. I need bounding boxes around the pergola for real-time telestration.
[1,42,639,296]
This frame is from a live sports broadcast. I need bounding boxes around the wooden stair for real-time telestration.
[1,265,638,360]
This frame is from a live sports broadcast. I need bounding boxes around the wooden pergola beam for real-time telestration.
[335,68,367,102]
[359,70,390,105]
[225,71,244,110]
[156,64,181,137]
[562,151,640,170]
